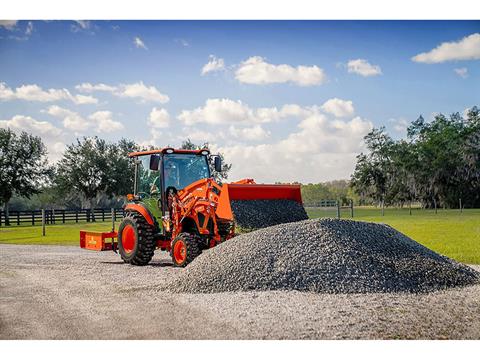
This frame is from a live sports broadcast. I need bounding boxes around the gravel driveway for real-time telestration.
[1,244,480,339]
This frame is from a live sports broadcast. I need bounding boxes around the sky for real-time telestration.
[0,20,479,184]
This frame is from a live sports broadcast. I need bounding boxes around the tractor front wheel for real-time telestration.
[118,212,156,266]
[171,233,201,267]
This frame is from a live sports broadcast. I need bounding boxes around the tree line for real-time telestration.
[351,106,480,209]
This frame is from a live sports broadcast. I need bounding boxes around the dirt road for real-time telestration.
[1,244,480,339]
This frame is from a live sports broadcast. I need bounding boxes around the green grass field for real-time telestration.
[0,222,120,246]
[0,208,479,264]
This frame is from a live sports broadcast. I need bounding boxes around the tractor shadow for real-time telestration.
[100,260,174,267]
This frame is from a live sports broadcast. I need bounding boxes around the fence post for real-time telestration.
[41,209,46,236]
[52,209,55,225]
[459,198,463,213]
[102,208,105,222]
[113,208,117,222]
[62,210,65,224]
[111,208,115,232]
[336,200,341,219]
[75,210,78,223]
[350,199,354,218]
[16,211,20,225]
[409,201,412,215]
[0,210,2,227]
[87,209,90,223]
[32,211,35,225]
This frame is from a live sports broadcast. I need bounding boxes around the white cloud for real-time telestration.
[71,20,94,33]
[181,128,220,144]
[46,106,123,133]
[0,114,65,161]
[75,81,169,104]
[75,83,117,93]
[179,98,253,125]
[454,67,468,78]
[89,111,124,133]
[178,98,313,126]
[235,56,326,86]
[321,98,355,118]
[25,21,33,36]
[134,36,148,50]
[175,38,190,47]
[72,94,98,105]
[0,20,18,30]
[148,107,170,128]
[412,33,480,63]
[119,82,168,103]
[217,114,373,183]
[388,118,409,134]
[45,105,89,132]
[347,59,382,77]
[73,20,90,30]
[229,125,270,141]
[0,114,63,137]
[0,82,98,104]
[201,55,225,75]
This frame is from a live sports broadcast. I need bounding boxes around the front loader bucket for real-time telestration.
[227,183,303,204]
[216,181,307,231]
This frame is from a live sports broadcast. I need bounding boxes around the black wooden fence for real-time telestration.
[0,208,125,227]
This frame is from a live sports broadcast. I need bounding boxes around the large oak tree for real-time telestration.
[0,128,51,225]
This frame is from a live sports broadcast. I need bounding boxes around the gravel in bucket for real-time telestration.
[230,199,308,231]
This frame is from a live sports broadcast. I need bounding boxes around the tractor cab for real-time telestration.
[130,148,221,226]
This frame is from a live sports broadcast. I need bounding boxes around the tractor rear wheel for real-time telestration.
[118,212,156,266]
[171,233,201,267]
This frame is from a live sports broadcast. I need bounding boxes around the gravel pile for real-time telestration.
[165,218,480,294]
[230,199,308,230]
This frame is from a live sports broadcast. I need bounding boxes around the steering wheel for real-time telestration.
[137,191,150,199]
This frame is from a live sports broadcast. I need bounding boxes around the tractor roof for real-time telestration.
[128,147,210,158]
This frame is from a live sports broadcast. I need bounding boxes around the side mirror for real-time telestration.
[214,156,222,173]
[149,154,160,171]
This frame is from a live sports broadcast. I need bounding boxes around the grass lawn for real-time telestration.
[0,221,120,246]
[0,208,479,264]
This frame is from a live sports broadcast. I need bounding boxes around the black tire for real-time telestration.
[118,212,156,266]
[171,232,201,267]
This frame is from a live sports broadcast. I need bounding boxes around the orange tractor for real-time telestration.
[80,147,303,266]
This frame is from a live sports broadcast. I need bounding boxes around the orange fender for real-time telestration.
[124,203,155,226]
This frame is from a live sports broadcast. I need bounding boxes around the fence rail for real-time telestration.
[304,199,354,218]
[0,208,125,227]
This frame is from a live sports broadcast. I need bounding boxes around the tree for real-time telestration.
[0,129,51,225]
[351,127,395,209]
[180,139,232,182]
[106,138,139,196]
[55,137,137,219]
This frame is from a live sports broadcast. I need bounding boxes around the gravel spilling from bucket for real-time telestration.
[230,199,308,230]
[165,218,480,294]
